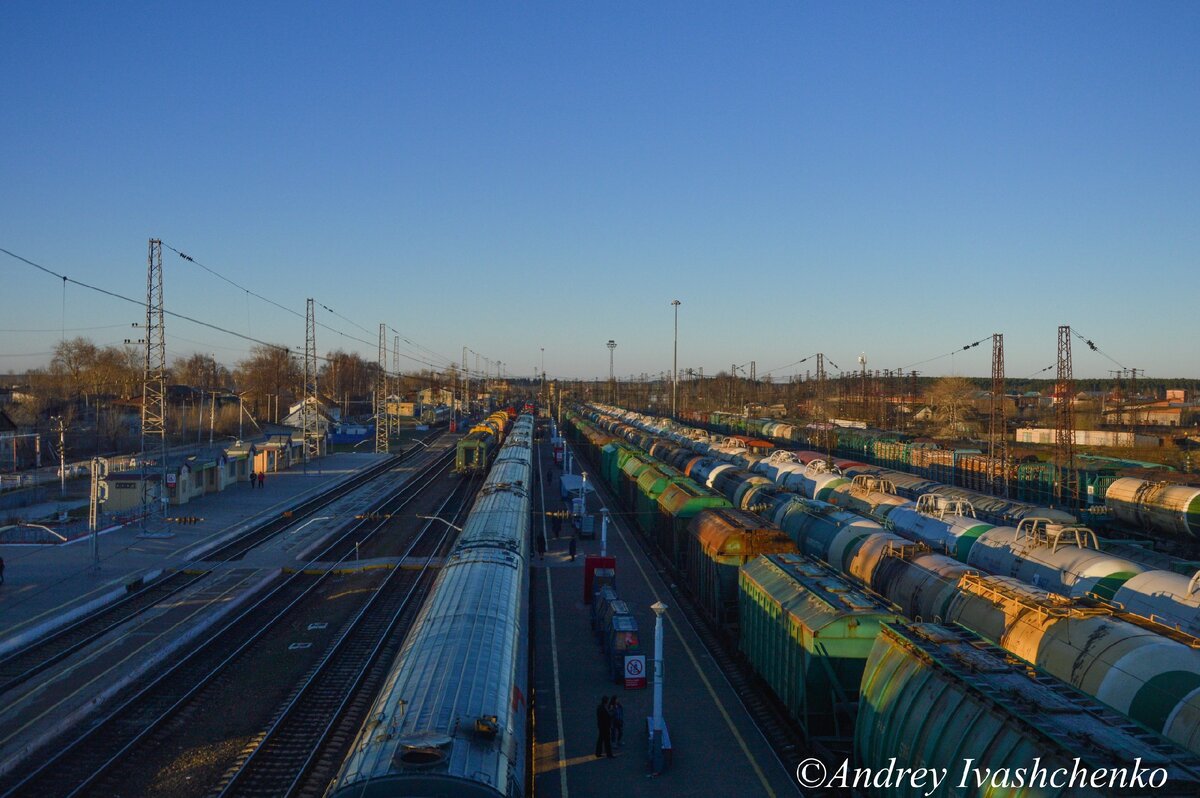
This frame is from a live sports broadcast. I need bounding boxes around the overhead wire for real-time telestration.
[162,241,482,378]
[2,246,294,354]
[899,336,989,371]
[1071,328,1129,371]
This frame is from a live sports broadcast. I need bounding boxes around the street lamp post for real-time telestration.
[650,600,669,774]
[671,300,681,418]
[607,340,616,404]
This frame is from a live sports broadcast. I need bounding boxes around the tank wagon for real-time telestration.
[595,405,1200,637]
[329,414,534,798]
[1106,477,1200,539]
[858,621,1200,798]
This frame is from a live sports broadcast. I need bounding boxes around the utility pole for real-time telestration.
[302,298,320,462]
[392,334,400,439]
[88,457,108,571]
[816,354,829,457]
[375,323,388,453]
[1055,325,1076,507]
[209,362,216,446]
[52,416,65,495]
[988,333,1008,496]
[671,300,681,418]
[607,340,617,404]
[142,239,168,524]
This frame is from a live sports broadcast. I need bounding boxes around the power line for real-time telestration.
[2,246,292,353]
[0,324,129,333]
[1070,328,1128,371]
[163,241,470,375]
[899,336,989,370]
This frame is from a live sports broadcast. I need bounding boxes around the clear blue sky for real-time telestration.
[2,2,1197,381]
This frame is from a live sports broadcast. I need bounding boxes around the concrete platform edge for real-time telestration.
[0,567,281,779]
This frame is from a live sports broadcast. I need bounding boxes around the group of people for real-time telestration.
[595,695,625,758]
[247,470,265,489]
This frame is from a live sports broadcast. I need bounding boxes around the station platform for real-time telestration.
[530,430,799,798]
[0,450,395,655]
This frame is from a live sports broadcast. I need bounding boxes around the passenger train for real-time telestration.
[330,414,534,798]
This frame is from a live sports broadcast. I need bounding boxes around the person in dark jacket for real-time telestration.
[249,470,255,489]
[0,555,5,585]
[535,534,546,560]
[595,697,613,758]
[569,536,577,561]
[610,696,624,745]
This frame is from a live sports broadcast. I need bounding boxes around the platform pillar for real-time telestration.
[649,600,668,774]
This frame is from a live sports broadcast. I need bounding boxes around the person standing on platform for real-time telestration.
[568,536,577,562]
[258,471,265,489]
[249,470,255,489]
[595,697,614,758]
[536,534,546,560]
[0,555,5,585]
[552,514,562,539]
[610,696,624,746]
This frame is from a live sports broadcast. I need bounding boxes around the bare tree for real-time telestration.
[925,376,980,437]
[235,345,300,419]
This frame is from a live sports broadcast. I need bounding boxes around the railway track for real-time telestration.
[0,436,435,699]
[0,445,459,798]
[212,477,478,798]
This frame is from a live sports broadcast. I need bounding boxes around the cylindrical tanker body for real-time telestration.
[868,549,974,622]
[856,621,1200,798]
[966,519,1145,601]
[1106,477,1200,539]
[751,450,806,484]
[1113,570,1200,636]
[944,572,1200,756]
[887,495,995,561]
[780,461,849,501]
[826,475,910,521]
[688,457,736,489]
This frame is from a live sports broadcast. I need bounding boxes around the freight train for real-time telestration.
[566,405,1200,762]
[690,408,1200,544]
[455,410,511,473]
[597,404,1200,635]
[330,414,534,798]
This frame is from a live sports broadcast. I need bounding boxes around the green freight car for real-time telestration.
[738,553,900,745]
[857,621,1200,798]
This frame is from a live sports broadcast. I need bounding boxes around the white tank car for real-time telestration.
[966,519,1145,601]
[1114,570,1200,636]
[1105,477,1200,539]
[946,572,1200,756]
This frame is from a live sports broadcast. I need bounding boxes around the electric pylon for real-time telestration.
[1055,325,1076,506]
[302,298,320,461]
[142,239,167,516]
[988,333,1008,496]
[375,324,388,453]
